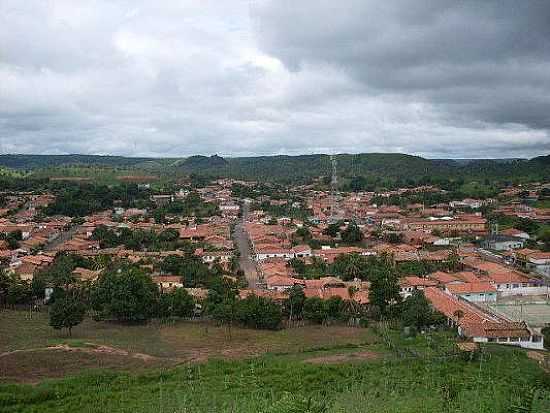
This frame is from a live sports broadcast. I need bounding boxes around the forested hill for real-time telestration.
[175,153,550,184]
[1,153,549,185]
[0,154,173,170]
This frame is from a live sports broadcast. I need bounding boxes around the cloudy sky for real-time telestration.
[1,1,549,158]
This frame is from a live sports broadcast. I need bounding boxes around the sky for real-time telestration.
[1,0,549,159]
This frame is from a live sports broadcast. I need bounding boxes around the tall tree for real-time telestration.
[49,290,87,336]
[285,285,306,321]
[369,269,401,318]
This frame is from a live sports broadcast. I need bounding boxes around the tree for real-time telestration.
[289,258,306,275]
[331,253,369,281]
[542,326,550,351]
[170,287,195,318]
[303,297,327,324]
[323,222,342,238]
[538,230,550,252]
[236,295,282,330]
[295,227,311,241]
[324,296,343,321]
[91,266,159,322]
[209,298,238,339]
[49,290,86,336]
[515,218,540,235]
[445,249,461,272]
[400,291,439,330]
[369,269,401,318]
[285,285,306,321]
[341,222,364,243]
[4,230,22,249]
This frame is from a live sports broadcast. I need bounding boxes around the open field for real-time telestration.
[0,310,379,382]
[1,310,549,412]
[1,345,549,413]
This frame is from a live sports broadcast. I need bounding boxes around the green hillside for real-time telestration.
[1,153,549,186]
[1,346,548,413]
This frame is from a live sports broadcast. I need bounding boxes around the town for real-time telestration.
[3,1,550,410]
[2,165,550,347]
[2,158,550,410]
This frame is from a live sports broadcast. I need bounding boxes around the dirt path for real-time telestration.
[0,343,169,363]
[304,350,382,364]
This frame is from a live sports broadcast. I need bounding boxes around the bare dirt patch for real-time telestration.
[304,350,382,364]
[0,344,172,384]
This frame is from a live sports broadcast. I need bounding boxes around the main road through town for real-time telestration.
[233,200,261,289]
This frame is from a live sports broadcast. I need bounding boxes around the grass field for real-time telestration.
[1,310,549,412]
[1,346,549,412]
[0,310,378,382]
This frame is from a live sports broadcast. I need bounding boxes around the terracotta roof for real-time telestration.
[429,271,461,284]
[424,287,530,339]
[401,276,439,288]
[266,275,305,287]
[447,282,496,294]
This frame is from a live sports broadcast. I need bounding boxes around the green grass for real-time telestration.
[1,310,549,412]
[0,310,377,359]
[1,346,548,413]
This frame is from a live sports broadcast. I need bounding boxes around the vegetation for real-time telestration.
[48,289,87,336]
[153,191,219,222]
[159,254,225,288]
[0,337,548,412]
[92,226,183,251]
[90,266,160,322]
[3,153,550,188]
[399,291,445,331]
[43,183,150,217]
[0,230,23,250]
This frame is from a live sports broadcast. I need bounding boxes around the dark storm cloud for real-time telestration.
[252,0,550,130]
[0,0,549,158]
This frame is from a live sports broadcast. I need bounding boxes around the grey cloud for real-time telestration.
[0,0,549,158]
[252,1,550,130]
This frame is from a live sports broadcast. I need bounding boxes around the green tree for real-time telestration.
[341,222,364,243]
[236,295,282,330]
[331,253,369,281]
[49,290,87,336]
[303,297,327,324]
[400,291,439,330]
[170,287,195,318]
[538,230,550,252]
[324,296,344,321]
[285,285,306,320]
[91,266,159,322]
[323,222,342,238]
[369,269,401,318]
[445,249,461,272]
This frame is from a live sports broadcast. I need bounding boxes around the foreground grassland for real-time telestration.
[0,310,377,382]
[1,310,549,412]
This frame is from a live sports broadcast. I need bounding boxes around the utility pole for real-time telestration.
[330,154,338,223]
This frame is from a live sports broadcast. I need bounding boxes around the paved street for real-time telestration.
[233,201,261,289]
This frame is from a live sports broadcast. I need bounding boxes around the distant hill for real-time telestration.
[1,152,549,185]
[178,155,228,171]
[173,152,550,184]
[0,154,158,170]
